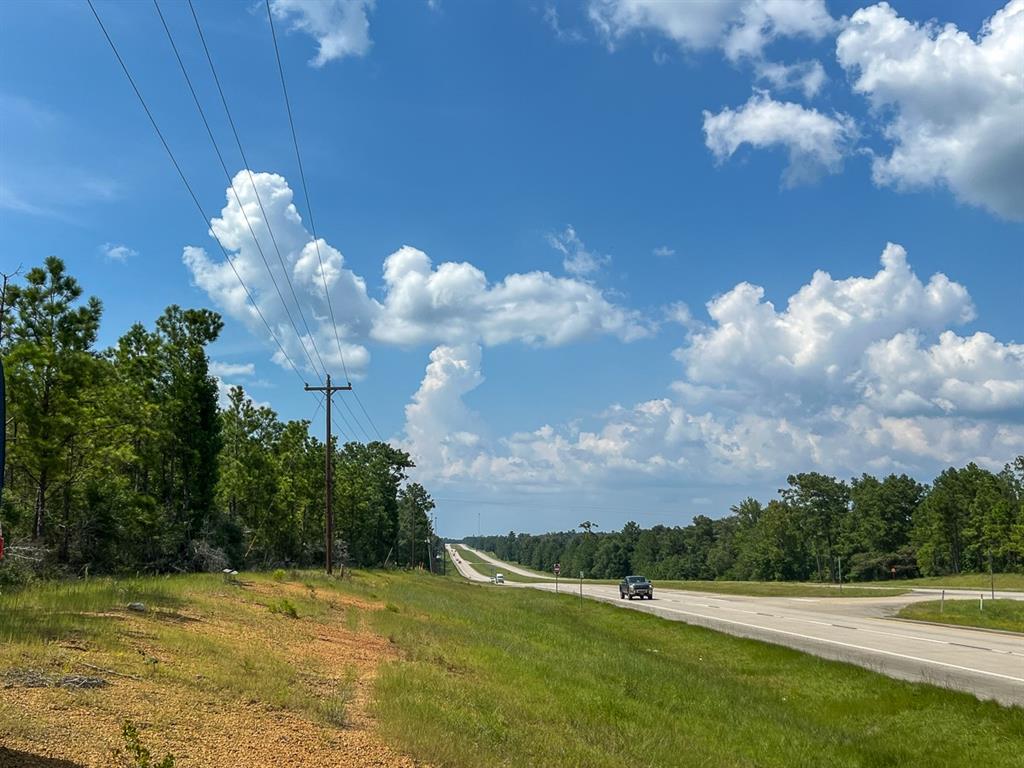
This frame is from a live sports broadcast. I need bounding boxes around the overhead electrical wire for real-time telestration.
[153,0,326,384]
[92,0,374,446]
[264,0,382,444]
[352,389,383,441]
[264,0,349,383]
[85,0,347,441]
[185,0,331,381]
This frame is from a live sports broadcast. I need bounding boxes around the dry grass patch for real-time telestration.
[0,573,426,768]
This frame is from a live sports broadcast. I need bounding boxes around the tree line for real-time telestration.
[0,257,437,581]
[465,462,1024,582]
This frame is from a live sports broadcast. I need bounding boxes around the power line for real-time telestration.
[331,399,359,440]
[87,0,308,390]
[338,391,372,442]
[265,0,388,445]
[352,388,383,441]
[186,0,330,381]
[153,0,325,383]
[264,0,351,384]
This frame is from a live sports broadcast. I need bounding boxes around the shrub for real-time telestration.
[269,598,299,619]
[117,720,175,768]
[271,568,287,582]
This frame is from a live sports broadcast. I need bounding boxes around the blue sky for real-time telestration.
[2,0,1022,537]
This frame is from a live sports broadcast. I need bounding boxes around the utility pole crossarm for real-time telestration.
[304,382,352,393]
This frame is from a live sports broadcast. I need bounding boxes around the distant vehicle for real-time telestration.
[619,575,653,600]
[492,573,505,584]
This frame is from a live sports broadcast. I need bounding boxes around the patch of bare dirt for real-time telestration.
[0,582,427,768]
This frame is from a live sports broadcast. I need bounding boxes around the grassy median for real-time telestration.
[873,573,1024,591]
[898,599,1024,634]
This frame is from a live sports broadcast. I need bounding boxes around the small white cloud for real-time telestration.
[99,242,138,262]
[702,91,857,187]
[209,361,257,379]
[544,5,585,43]
[665,302,697,329]
[589,0,835,56]
[653,245,675,258]
[754,59,827,99]
[547,225,611,276]
[269,0,375,66]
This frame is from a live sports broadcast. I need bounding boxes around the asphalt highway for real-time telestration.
[447,544,1024,706]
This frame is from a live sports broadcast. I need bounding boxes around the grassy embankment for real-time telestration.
[0,571,409,767]
[2,566,1022,767]
[898,599,1024,634]
[455,544,909,597]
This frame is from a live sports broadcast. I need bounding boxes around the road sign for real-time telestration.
[554,563,560,575]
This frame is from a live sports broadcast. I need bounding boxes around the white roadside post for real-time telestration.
[579,571,584,609]
[554,562,560,594]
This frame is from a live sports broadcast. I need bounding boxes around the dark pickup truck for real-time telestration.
[619,575,653,600]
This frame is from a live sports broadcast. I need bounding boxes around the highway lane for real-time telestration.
[448,544,490,582]
[459,545,555,580]
[447,545,1024,706]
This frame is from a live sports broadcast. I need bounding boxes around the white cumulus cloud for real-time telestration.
[589,0,834,100]
[702,91,857,186]
[99,242,137,262]
[676,242,975,403]
[588,0,835,54]
[270,0,375,66]
[401,242,1020,491]
[836,0,1024,219]
[862,330,1024,417]
[185,171,649,380]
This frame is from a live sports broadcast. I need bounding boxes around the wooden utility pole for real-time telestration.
[304,374,351,574]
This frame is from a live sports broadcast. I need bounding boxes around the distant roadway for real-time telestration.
[447,544,1024,707]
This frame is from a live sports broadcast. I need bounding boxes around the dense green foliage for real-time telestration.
[0,258,436,578]
[467,464,1024,582]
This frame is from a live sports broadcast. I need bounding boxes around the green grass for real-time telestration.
[348,572,1023,768]
[898,599,1024,634]
[863,573,1024,591]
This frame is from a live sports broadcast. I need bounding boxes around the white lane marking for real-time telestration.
[587,593,1024,685]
